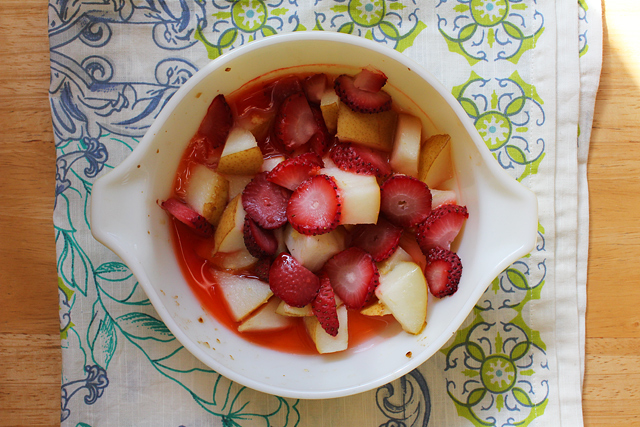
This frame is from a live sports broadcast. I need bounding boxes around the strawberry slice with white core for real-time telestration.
[334,74,392,114]
[380,175,433,228]
[303,73,328,104]
[424,247,462,298]
[242,172,292,229]
[197,94,233,149]
[350,217,403,262]
[161,198,214,237]
[353,67,388,93]
[269,253,321,307]
[274,92,318,150]
[287,174,342,236]
[323,247,380,309]
[416,204,469,253]
[329,142,392,178]
[243,217,278,258]
[312,274,339,336]
[266,153,322,191]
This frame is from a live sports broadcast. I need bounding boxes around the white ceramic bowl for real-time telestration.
[91,32,538,399]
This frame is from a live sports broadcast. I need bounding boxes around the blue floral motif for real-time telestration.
[376,369,431,427]
[61,365,109,422]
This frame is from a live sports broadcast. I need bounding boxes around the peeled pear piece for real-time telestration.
[238,297,296,332]
[320,167,380,225]
[304,305,348,354]
[211,269,273,322]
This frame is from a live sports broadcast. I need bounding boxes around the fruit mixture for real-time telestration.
[162,67,468,354]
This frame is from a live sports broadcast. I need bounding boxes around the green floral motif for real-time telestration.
[436,0,544,64]
[452,71,545,182]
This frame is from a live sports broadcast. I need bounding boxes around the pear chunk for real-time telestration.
[336,103,397,152]
[304,305,348,354]
[185,164,229,227]
[360,300,392,316]
[375,261,428,334]
[376,246,413,276]
[213,195,246,253]
[320,90,340,134]
[211,270,273,322]
[418,134,453,188]
[217,127,264,175]
[390,113,422,177]
[238,298,296,332]
[320,167,380,225]
[276,300,313,317]
[210,248,258,270]
[283,224,346,272]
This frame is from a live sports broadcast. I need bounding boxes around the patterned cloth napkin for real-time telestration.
[50,1,602,425]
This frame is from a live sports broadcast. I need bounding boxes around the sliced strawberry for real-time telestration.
[380,175,433,228]
[250,257,272,282]
[243,217,278,258]
[416,204,468,253]
[242,172,292,230]
[399,232,427,272]
[353,67,387,93]
[308,105,334,157]
[197,94,233,149]
[350,218,403,262]
[269,253,320,307]
[424,247,462,298]
[287,174,342,236]
[266,153,322,191]
[161,198,214,237]
[329,142,392,177]
[312,273,339,336]
[334,74,392,114]
[274,92,318,150]
[303,73,328,104]
[323,247,379,309]
[270,75,304,105]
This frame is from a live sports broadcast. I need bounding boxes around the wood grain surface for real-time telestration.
[0,0,637,425]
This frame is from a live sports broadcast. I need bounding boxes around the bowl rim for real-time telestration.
[91,31,539,399]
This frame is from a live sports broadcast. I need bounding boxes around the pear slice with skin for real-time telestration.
[217,127,264,175]
[185,164,229,227]
[418,134,453,188]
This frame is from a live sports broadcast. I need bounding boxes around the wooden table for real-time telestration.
[0,1,637,425]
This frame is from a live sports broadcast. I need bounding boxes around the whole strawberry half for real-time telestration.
[312,273,339,336]
[269,253,320,307]
[323,247,379,309]
[242,172,292,230]
[161,198,214,237]
[287,174,342,236]
[380,174,433,228]
[197,94,233,149]
[424,247,462,298]
[350,217,402,262]
[416,204,468,253]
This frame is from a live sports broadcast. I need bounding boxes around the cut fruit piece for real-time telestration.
[308,105,334,157]
[380,175,432,228]
[303,73,328,104]
[274,92,318,150]
[225,174,253,201]
[418,134,454,188]
[350,218,402,262]
[197,94,233,149]
[390,113,422,177]
[261,156,286,172]
[211,269,273,322]
[184,164,229,227]
[399,232,428,272]
[276,300,313,317]
[360,299,392,316]
[243,217,278,258]
[320,167,380,225]
[161,198,215,237]
[320,90,340,134]
[209,248,258,270]
[287,174,342,236]
[242,172,292,230]
[416,204,468,253]
[312,274,339,336]
[266,152,322,191]
[424,247,463,298]
[329,142,391,178]
[238,297,295,332]
[353,67,388,93]
[213,194,246,253]
[375,261,428,334]
[431,189,457,209]
[283,224,346,272]
[336,103,397,152]
[334,74,392,114]
[323,247,379,309]
[376,245,412,276]
[269,253,321,307]
[250,256,271,282]
[217,127,264,175]
[304,305,348,354]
